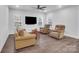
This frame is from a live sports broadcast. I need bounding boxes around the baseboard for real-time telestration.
[64,34,79,39]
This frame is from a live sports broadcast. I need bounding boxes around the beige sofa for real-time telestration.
[15,29,37,49]
[49,25,65,39]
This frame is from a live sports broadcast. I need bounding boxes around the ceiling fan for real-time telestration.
[33,5,46,10]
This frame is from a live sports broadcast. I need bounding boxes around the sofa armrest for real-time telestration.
[15,32,19,37]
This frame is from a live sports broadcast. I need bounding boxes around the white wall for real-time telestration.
[77,7,79,38]
[9,9,45,34]
[78,18,79,37]
[46,6,79,39]
[0,6,9,52]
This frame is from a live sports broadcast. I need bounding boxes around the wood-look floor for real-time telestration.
[1,33,79,53]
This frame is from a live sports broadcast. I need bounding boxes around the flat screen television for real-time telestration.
[25,16,37,24]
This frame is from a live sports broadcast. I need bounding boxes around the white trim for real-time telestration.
[64,34,79,39]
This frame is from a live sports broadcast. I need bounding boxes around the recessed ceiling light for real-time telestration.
[58,5,62,8]
[16,5,20,8]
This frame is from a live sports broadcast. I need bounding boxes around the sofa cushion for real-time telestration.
[24,33,36,39]
[19,30,24,36]
[15,32,19,37]
[17,29,25,36]
[16,34,36,41]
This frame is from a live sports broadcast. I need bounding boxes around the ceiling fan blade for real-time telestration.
[32,5,46,10]
[39,8,45,10]
[41,7,46,8]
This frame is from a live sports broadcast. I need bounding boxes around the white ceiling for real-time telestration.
[8,5,74,13]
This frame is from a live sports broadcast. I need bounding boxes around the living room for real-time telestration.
[0,5,79,53]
